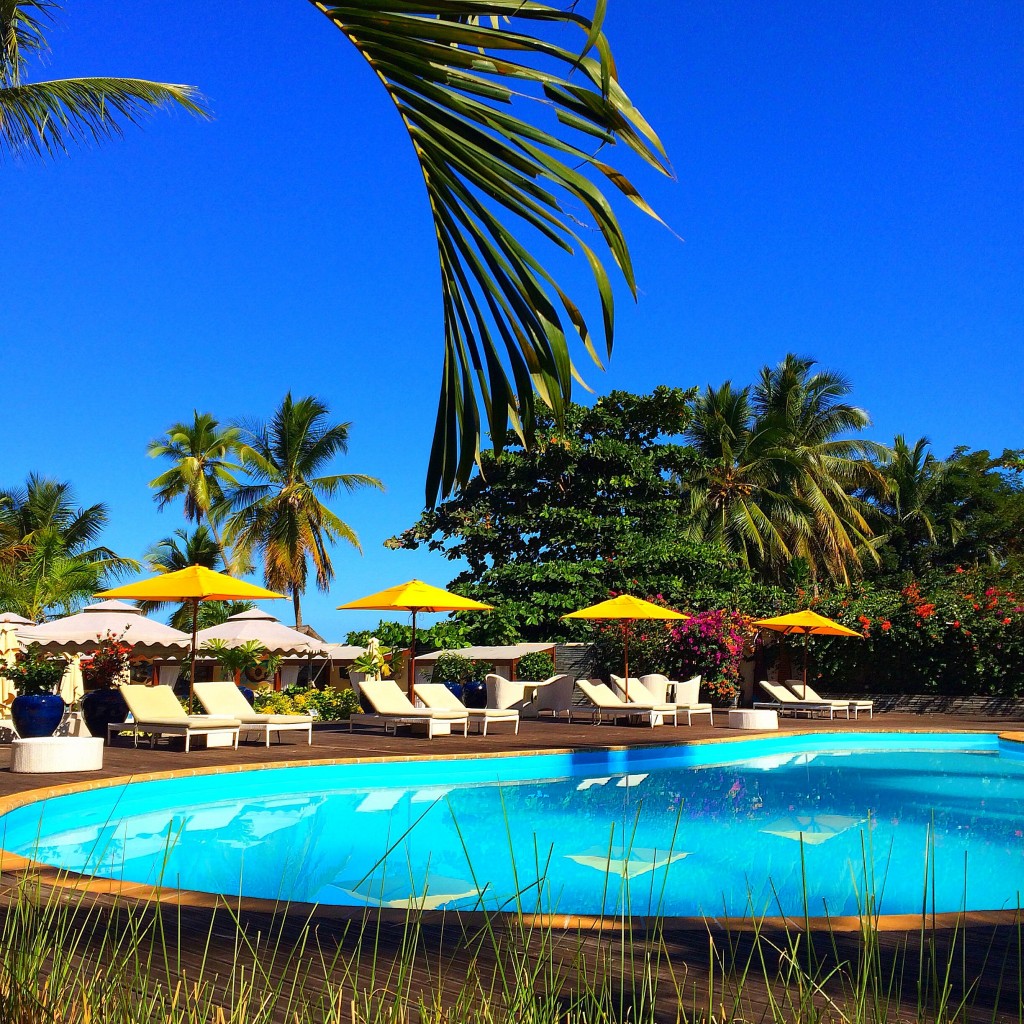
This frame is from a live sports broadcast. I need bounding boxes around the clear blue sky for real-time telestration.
[3,1,1021,636]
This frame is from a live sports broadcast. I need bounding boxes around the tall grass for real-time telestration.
[0,854,1020,1024]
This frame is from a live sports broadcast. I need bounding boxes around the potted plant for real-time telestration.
[430,652,475,701]
[202,639,282,704]
[1,644,67,737]
[515,651,555,682]
[80,631,134,738]
[461,659,494,709]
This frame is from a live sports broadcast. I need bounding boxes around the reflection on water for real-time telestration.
[7,748,1024,917]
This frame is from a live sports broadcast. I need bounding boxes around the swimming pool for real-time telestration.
[2,732,1023,918]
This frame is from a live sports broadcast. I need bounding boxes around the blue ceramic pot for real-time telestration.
[238,686,255,706]
[11,693,66,738]
[442,680,465,702]
[81,688,129,740]
[462,679,487,709]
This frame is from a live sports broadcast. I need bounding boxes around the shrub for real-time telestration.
[665,609,753,704]
[431,652,475,685]
[253,685,361,720]
[515,651,555,680]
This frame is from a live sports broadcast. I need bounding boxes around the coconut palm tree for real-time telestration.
[147,412,243,571]
[311,2,669,503]
[751,355,889,583]
[0,474,138,618]
[140,525,253,629]
[225,394,384,627]
[683,356,889,585]
[863,435,960,573]
[1,0,207,159]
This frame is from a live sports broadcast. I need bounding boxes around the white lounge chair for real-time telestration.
[784,679,874,719]
[754,680,849,719]
[350,679,469,738]
[194,681,313,746]
[609,675,687,721]
[116,684,241,752]
[665,676,715,725]
[416,683,519,735]
[570,679,677,727]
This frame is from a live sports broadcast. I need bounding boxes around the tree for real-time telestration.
[225,394,384,628]
[860,436,956,574]
[312,2,669,503]
[681,355,888,586]
[141,525,253,629]
[1,0,206,159]
[0,474,137,619]
[391,388,770,641]
[147,412,243,571]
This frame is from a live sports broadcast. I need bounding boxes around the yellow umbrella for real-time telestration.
[337,580,493,703]
[563,595,688,700]
[752,610,862,697]
[97,565,284,702]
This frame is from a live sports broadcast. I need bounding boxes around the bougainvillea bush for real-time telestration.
[664,609,754,704]
[813,568,1024,696]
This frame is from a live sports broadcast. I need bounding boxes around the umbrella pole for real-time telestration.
[189,597,200,709]
[802,634,809,699]
[408,609,418,705]
[623,621,631,701]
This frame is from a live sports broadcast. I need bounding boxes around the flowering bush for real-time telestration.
[253,685,362,720]
[665,609,753,704]
[813,568,1024,696]
[82,631,134,690]
[0,644,65,696]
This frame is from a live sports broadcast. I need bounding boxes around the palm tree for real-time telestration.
[863,435,959,573]
[1,0,207,159]
[751,355,890,583]
[310,2,669,503]
[140,525,254,629]
[683,356,889,585]
[0,474,138,619]
[147,412,243,571]
[225,394,384,627]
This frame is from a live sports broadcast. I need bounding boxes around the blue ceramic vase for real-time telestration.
[11,693,66,738]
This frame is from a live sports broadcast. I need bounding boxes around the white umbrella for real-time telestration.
[18,600,190,656]
[196,609,326,656]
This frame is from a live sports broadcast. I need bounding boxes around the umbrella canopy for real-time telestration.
[18,601,190,655]
[752,609,862,696]
[0,612,33,626]
[196,609,327,657]
[337,580,492,702]
[760,812,865,846]
[97,566,284,701]
[563,595,687,698]
[566,844,689,879]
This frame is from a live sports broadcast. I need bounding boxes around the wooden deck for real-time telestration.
[2,712,1022,1021]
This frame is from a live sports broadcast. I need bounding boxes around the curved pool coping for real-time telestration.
[2,727,1023,934]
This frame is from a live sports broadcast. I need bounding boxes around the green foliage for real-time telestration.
[224,393,384,627]
[811,567,1024,696]
[0,0,207,159]
[0,644,65,695]
[431,652,475,685]
[514,651,554,681]
[202,639,282,680]
[345,618,472,653]
[393,388,766,640]
[0,474,138,619]
[252,684,360,720]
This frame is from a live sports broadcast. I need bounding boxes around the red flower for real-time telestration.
[881,621,891,631]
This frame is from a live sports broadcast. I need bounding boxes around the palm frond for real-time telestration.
[312,1,669,502]
[0,76,209,159]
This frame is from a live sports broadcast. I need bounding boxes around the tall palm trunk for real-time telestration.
[292,586,303,629]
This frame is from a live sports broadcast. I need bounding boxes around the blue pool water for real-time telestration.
[2,733,1023,918]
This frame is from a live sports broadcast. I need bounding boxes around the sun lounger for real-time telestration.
[349,679,469,738]
[194,681,313,746]
[611,674,706,724]
[116,684,241,751]
[784,679,874,718]
[570,679,677,727]
[754,680,849,720]
[416,683,519,735]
